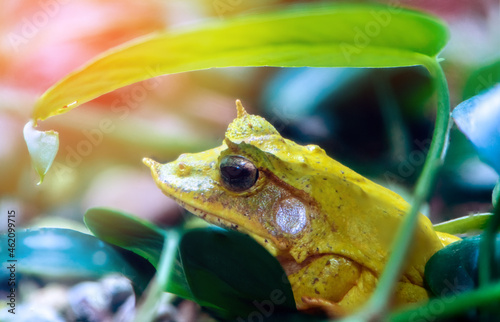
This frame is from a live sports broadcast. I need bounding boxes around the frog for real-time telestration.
[143,100,460,315]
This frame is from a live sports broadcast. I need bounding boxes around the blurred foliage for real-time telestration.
[463,60,500,100]
[261,66,435,177]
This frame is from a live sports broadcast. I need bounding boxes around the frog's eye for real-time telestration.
[219,155,259,192]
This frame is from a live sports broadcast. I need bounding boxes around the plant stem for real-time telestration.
[389,282,500,321]
[478,195,500,320]
[479,196,500,287]
[338,59,451,322]
[134,229,181,322]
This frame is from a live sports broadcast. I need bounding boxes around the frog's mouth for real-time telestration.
[143,157,282,255]
[168,195,282,256]
[171,195,242,231]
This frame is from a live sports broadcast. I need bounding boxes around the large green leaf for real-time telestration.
[83,207,194,301]
[84,207,165,267]
[418,236,500,321]
[179,227,296,320]
[32,3,448,122]
[425,236,483,297]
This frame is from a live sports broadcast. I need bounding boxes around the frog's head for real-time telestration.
[144,100,326,258]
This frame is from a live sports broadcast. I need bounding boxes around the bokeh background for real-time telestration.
[0,0,499,319]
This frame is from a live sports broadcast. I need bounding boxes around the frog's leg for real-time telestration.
[300,296,346,316]
[285,254,366,316]
[300,277,430,316]
[286,254,430,316]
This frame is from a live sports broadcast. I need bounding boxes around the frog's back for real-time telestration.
[226,107,447,282]
[247,135,441,283]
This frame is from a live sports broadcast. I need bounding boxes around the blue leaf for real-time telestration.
[0,228,154,292]
[452,85,500,174]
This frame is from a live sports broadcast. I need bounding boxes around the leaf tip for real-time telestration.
[23,120,60,184]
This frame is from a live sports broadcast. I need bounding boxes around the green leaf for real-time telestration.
[179,227,296,319]
[33,3,448,121]
[433,213,493,235]
[0,228,154,293]
[83,207,194,301]
[84,207,165,267]
[423,234,500,319]
[23,120,59,184]
[425,236,482,297]
[463,59,500,100]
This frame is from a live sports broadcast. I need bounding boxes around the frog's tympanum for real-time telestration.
[144,100,459,315]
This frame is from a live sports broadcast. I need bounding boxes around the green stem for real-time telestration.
[134,229,181,322]
[389,282,500,321]
[479,197,500,322]
[339,59,451,321]
[479,195,500,293]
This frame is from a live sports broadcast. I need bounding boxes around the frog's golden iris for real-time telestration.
[144,100,460,316]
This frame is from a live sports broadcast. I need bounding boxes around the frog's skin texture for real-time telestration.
[144,100,460,314]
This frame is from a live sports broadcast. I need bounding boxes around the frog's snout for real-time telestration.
[143,157,163,185]
[143,156,205,184]
[142,157,159,172]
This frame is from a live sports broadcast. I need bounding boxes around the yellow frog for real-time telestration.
[144,100,459,315]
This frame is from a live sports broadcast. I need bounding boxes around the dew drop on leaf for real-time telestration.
[23,120,59,184]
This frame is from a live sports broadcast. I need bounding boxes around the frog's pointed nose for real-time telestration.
[142,157,159,172]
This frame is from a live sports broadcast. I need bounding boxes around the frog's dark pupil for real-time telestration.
[224,165,244,177]
[220,155,258,192]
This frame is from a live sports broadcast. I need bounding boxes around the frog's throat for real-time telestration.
[167,195,281,256]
